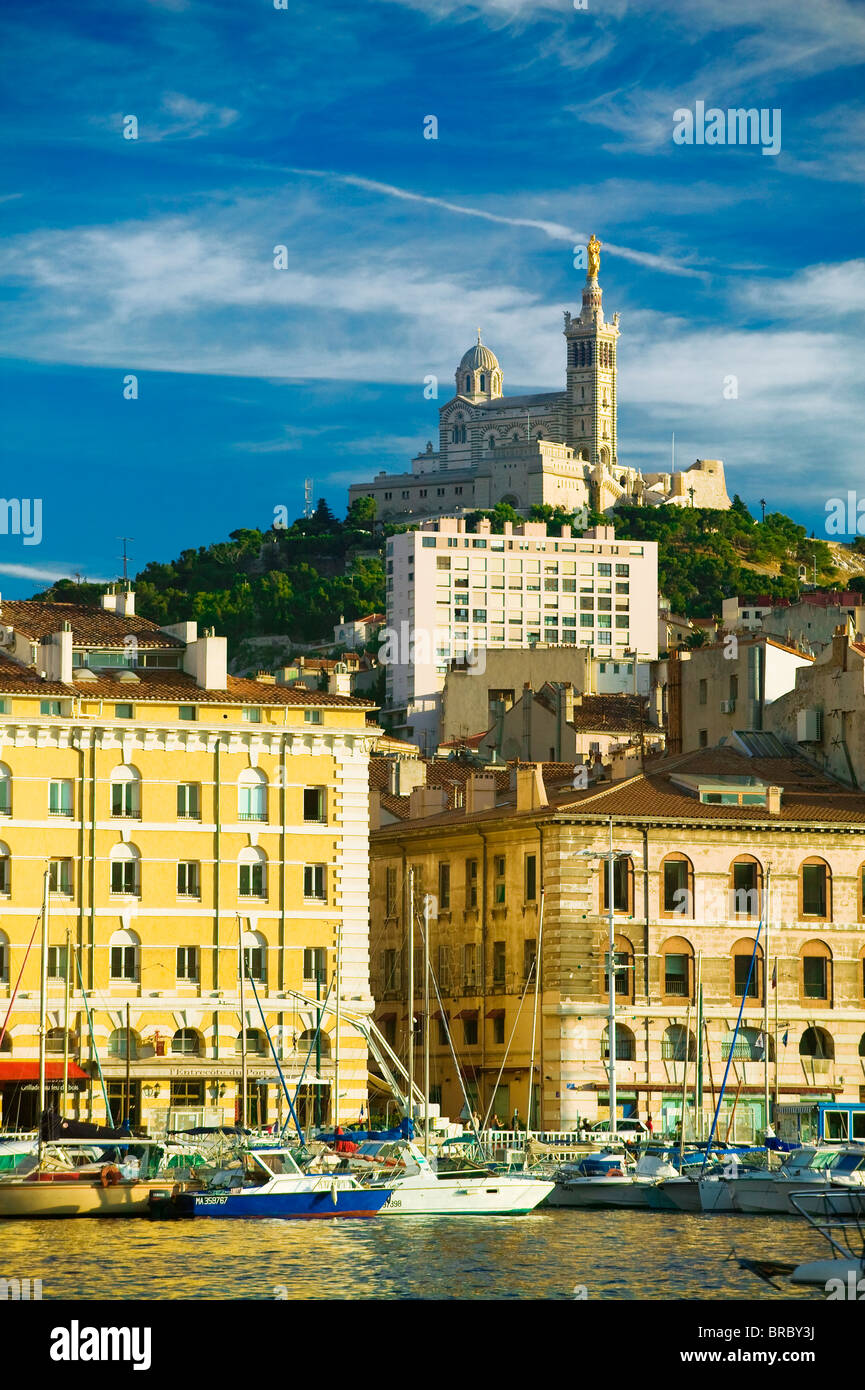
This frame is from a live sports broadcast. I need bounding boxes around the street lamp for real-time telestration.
[577,816,632,1142]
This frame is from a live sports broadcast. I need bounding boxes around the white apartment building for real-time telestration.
[384,517,658,750]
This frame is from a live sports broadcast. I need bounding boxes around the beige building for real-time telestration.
[768,629,865,790]
[478,683,663,765]
[669,636,813,754]
[370,740,865,1137]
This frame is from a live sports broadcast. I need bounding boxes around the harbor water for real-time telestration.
[0,1209,830,1300]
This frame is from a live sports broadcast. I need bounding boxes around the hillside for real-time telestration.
[33,495,865,663]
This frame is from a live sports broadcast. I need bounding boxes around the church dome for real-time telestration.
[458,333,499,374]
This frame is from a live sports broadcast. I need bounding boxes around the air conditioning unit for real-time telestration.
[720,699,736,713]
[797,709,822,743]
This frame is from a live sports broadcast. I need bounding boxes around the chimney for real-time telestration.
[832,625,849,671]
[766,785,782,816]
[255,671,276,684]
[465,772,497,815]
[388,758,426,797]
[516,763,548,813]
[328,668,352,696]
[562,682,575,725]
[183,631,228,691]
[409,786,448,819]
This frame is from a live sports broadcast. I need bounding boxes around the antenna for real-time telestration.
[303,479,314,519]
[117,537,134,583]
[671,432,675,473]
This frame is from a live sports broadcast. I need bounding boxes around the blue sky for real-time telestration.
[1,0,864,594]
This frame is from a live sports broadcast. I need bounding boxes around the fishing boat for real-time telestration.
[181,1144,389,1219]
[346,1138,554,1215]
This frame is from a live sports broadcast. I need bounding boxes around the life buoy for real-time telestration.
[100,1164,121,1188]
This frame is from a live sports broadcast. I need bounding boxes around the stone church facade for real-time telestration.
[349,241,731,522]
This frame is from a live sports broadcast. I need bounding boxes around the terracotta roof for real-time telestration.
[372,744,865,832]
[2,600,183,649]
[0,662,374,708]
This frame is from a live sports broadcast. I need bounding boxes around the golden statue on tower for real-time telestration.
[587,233,601,280]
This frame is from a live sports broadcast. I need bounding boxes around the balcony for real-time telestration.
[238,812,267,823]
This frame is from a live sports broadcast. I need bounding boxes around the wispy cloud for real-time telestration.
[0,562,111,584]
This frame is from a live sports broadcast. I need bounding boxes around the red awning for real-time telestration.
[0,1061,89,1082]
[432,1010,449,1022]
[455,1009,479,1020]
[485,1008,506,1019]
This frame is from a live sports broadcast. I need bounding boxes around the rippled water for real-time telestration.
[0,1209,831,1300]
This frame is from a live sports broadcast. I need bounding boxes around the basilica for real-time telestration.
[349,237,731,522]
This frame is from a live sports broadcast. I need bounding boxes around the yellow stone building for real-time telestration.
[0,589,377,1133]
[370,742,865,1139]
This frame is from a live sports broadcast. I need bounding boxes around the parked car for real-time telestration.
[581,1118,649,1144]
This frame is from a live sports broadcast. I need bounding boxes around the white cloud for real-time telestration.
[0,562,111,584]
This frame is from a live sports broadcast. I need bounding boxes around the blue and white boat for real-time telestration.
[186,1145,389,1220]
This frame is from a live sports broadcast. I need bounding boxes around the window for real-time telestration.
[171,1079,204,1108]
[801,943,831,1001]
[303,787,326,823]
[437,1015,450,1046]
[801,859,830,918]
[238,848,266,899]
[49,780,73,816]
[385,865,398,916]
[664,953,689,997]
[241,935,267,983]
[303,946,327,983]
[235,1029,265,1055]
[47,945,67,979]
[799,1026,834,1061]
[661,855,693,916]
[45,1028,75,1055]
[238,768,267,821]
[698,729,708,748]
[49,858,72,895]
[464,942,478,988]
[115,702,134,719]
[40,700,62,716]
[178,705,197,721]
[0,764,10,815]
[304,709,322,724]
[730,858,761,918]
[0,847,9,896]
[110,765,140,818]
[107,1028,139,1059]
[604,938,633,999]
[176,947,198,982]
[436,861,451,911]
[492,941,506,985]
[661,1024,696,1061]
[602,1024,636,1061]
[493,855,506,905]
[463,1016,478,1046]
[171,1028,201,1056]
[109,929,139,981]
[733,947,761,999]
[383,947,401,993]
[603,856,632,914]
[465,858,478,909]
[304,864,326,900]
[244,707,262,723]
[493,1015,505,1045]
[525,854,537,902]
[177,783,200,819]
[110,845,140,896]
[698,679,707,706]
[177,861,200,897]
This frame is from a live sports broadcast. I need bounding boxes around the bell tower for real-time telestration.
[563,235,619,470]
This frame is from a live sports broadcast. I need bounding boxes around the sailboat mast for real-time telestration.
[526,887,544,1140]
[406,866,414,1122]
[695,952,703,1143]
[423,893,430,1157]
[334,918,342,1130]
[62,927,71,1117]
[763,867,771,1133]
[37,868,50,1155]
[238,914,247,1129]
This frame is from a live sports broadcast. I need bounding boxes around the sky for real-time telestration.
[1,0,864,595]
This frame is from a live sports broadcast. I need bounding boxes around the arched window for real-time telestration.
[601,1022,635,1061]
[237,768,267,822]
[45,1028,76,1055]
[660,854,693,917]
[110,843,140,896]
[602,933,634,1002]
[799,1026,834,1060]
[235,1029,265,1056]
[799,857,831,920]
[110,764,140,818]
[488,437,495,449]
[0,843,9,897]
[0,762,11,816]
[800,939,832,1004]
[661,1024,696,1061]
[722,1026,774,1061]
[465,375,471,392]
[729,856,762,919]
[238,847,266,899]
[603,856,634,915]
[730,937,764,1003]
[298,1028,331,1058]
[109,928,139,981]
[239,930,267,983]
[660,936,694,1001]
[107,1028,140,1059]
[859,1033,865,1058]
[479,373,485,391]
[171,1028,201,1056]
[0,927,8,983]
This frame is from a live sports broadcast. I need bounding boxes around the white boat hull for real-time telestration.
[547,1177,657,1209]
[376,1175,554,1215]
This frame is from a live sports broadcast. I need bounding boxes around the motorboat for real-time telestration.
[182,1145,389,1219]
[343,1140,554,1215]
[731,1145,865,1215]
[0,1139,201,1218]
[548,1146,681,1209]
